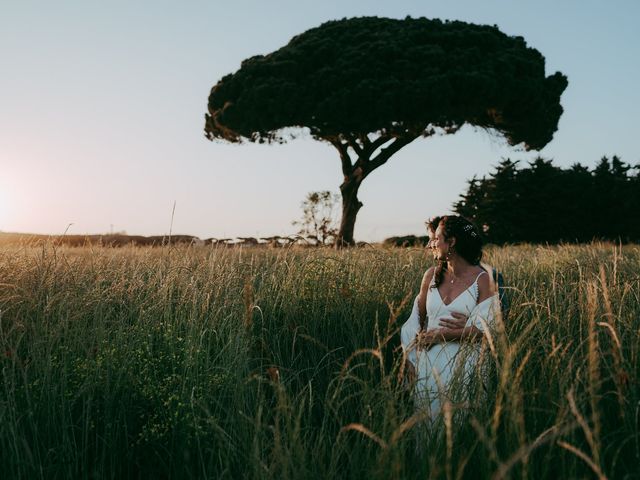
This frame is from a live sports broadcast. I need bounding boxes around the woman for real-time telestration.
[429,217,509,316]
[401,215,500,419]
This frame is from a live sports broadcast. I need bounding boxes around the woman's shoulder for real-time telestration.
[475,266,496,301]
[476,269,491,286]
[420,266,435,290]
[480,262,494,275]
[423,266,435,281]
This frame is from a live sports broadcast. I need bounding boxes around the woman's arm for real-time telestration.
[416,267,434,328]
[417,323,482,349]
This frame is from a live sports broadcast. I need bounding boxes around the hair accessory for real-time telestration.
[463,224,478,237]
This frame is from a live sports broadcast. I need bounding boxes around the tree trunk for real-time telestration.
[336,178,362,248]
[328,133,420,248]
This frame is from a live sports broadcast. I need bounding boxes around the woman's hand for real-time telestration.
[439,312,468,331]
[440,313,483,341]
[416,313,482,349]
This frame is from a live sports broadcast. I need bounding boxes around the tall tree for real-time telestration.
[564,163,593,241]
[204,16,568,246]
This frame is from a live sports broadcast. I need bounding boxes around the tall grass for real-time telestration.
[0,242,638,479]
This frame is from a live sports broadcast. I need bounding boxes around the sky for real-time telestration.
[1,0,639,241]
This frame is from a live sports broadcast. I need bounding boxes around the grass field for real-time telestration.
[0,243,638,479]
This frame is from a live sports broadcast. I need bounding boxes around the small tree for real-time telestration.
[292,191,339,245]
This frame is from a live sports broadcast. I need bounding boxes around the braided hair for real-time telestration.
[431,216,483,289]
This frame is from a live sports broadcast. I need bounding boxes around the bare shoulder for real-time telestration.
[480,262,494,274]
[418,267,435,298]
[417,267,435,309]
[477,268,495,302]
[421,266,435,288]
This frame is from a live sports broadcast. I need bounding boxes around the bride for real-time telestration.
[401,215,500,419]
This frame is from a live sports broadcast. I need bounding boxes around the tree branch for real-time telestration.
[363,135,419,178]
[328,138,354,178]
[346,135,363,158]
[359,134,371,150]
[363,135,394,158]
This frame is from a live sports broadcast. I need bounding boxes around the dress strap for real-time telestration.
[472,270,487,302]
[474,270,488,283]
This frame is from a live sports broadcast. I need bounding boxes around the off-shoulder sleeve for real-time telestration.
[401,296,421,367]
[465,294,500,332]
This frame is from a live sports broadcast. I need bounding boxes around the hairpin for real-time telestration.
[463,224,478,237]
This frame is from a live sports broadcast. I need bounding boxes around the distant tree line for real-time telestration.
[382,234,430,248]
[0,232,343,248]
[454,156,640,244]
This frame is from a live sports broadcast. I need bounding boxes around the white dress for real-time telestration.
[401,271,499,419]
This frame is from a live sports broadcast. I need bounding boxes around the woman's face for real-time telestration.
[432,224,453,260]
[426,228,438,258]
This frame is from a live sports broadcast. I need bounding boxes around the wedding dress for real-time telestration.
[401,271,499,418]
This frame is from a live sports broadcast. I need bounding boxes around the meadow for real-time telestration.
[0,242,638,479]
